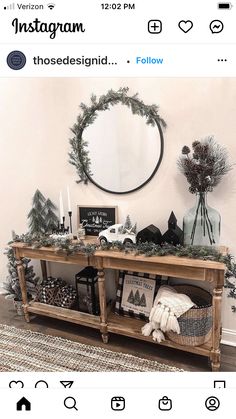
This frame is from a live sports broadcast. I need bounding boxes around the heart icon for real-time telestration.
[9,380,24,388]
[178,20,193,33]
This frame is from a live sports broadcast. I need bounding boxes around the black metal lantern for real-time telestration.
[75,266,99,315]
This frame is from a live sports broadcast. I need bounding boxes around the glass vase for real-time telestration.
[183,193,221,246]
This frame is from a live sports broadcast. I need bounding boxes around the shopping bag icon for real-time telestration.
[158,396,172,411]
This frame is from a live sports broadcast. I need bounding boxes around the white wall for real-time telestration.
[0,78,235,340]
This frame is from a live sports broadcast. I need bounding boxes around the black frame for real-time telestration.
[82,119,164,194]
[115,270,161,321]
[77,205,118,236]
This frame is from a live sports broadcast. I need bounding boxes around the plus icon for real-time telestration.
[148,20,162,34]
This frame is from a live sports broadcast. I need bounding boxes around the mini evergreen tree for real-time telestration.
[44,199,59,233]
[28,190,59,235]
[134,289,141,306]
[3,246,40,301]
[140,293,147,307]
[122,216,137,234]
[127,289,134,304]
[124,215,132,230]
[28,189,46,234]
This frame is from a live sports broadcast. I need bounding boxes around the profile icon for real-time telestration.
[205,396,220,411]
[7,51,26,70]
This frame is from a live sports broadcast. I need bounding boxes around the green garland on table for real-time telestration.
[11,233,98,256]
[68,87,167,183]
[10,234,236,312]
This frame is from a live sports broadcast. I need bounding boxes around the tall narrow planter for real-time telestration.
[183,193,221,246]
[13,298,24,316]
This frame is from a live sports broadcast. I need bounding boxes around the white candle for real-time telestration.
[67,186,71,212]
[59,191,64,223]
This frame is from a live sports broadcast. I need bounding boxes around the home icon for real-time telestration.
[16,397,31,411]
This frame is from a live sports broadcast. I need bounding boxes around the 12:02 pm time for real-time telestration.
[101,3,135,10]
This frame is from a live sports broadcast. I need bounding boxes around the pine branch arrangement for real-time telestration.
[69,87,167,183]
[178,136,232,194]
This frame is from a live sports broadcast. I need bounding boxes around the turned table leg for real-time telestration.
[210,284,223,372]
[97,264,109,343]
[40,260,47,281]
[16,259,30,323]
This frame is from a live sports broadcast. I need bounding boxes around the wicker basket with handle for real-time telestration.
[166,284,212,347]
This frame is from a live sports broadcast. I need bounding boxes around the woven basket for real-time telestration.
[35,277,65,305]
[166,285,212,347]
[54,286,77,309]
[36,286,58,305]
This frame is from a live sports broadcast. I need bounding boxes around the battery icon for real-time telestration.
[218,2,233,8]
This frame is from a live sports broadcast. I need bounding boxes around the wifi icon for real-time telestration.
[47,3,55,9]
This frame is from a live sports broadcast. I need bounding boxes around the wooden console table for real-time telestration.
[12,242,226,371]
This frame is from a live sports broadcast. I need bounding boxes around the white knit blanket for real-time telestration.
[141,285,195,343]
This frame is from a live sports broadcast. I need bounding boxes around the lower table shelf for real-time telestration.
[27,302,212,359]
[27,301,101,329]
[107,312,212,358]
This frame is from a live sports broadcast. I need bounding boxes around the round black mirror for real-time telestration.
[69,87,166,194]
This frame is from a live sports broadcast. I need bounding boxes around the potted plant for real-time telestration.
[3,246,40,315]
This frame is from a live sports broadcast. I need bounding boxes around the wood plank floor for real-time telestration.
[0,296,235,371]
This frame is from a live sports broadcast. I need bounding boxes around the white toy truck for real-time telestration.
[98,223,136,245]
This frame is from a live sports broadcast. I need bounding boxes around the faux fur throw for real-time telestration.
[141,285,195,343]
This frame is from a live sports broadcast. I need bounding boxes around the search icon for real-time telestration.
[64,397,78,411]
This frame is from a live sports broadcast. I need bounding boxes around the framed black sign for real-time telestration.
[115,270,161,321]
[77,205,118,236]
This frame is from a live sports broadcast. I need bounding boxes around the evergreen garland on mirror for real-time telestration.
[68,87,167,183]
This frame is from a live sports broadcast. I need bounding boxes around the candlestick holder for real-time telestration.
[68,211,72,234]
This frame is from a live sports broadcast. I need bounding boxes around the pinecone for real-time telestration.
[182,146,190,155]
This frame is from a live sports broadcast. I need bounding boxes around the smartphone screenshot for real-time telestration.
[0,0,235,417]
